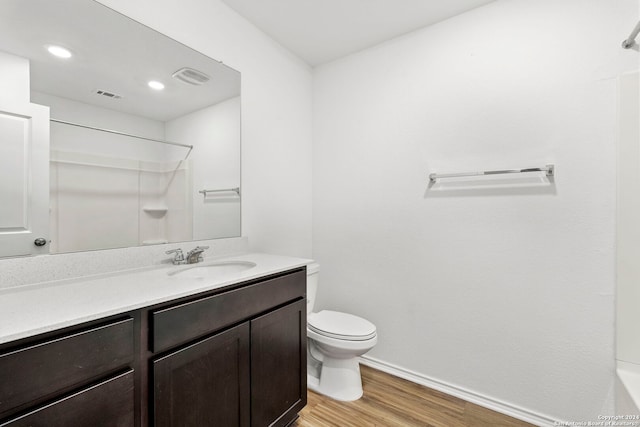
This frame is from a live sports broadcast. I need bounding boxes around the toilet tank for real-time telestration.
[306,263,320,315]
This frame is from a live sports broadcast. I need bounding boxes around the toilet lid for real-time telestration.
[308,310,376,341]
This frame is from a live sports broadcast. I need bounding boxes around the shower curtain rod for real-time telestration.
[50,118,194,153]
[622,20,640,49]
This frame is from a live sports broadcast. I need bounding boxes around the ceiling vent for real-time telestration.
[172,67,210,85]
[95,89,122,99]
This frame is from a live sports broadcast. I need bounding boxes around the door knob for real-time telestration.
[34,238,47,247]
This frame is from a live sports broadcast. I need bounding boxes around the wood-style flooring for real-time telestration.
[294,365,534,427]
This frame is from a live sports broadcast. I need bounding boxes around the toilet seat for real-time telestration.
[308,310,376,341]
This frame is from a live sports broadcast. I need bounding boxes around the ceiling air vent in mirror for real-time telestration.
[95,89,122,99]
[172,67,210,85]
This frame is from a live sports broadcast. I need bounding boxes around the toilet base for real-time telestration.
[307,356,363,402]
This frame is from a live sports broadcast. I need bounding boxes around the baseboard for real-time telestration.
[359,355,557,427]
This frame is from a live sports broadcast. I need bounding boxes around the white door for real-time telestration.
[0,103,49,257]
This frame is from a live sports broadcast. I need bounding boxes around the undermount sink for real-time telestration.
[168,260,257,279]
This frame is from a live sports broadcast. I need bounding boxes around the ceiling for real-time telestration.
[220,0,496,66]
[0,0,240,122]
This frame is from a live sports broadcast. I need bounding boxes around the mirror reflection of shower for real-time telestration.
[47,114,194,253]
[44,92,241,254]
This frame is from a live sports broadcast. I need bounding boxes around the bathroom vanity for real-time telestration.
[0,253,308,427]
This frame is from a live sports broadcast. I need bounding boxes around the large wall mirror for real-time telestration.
[0,0,241,255]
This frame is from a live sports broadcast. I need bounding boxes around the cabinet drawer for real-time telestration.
[151,269,305,353]
[0,318,134,418]
[0,370,135,427]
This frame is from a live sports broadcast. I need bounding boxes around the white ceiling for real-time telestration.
[220,0,496,66]
[0,0,240,122]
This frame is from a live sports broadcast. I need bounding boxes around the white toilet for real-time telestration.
[306,263,377,401]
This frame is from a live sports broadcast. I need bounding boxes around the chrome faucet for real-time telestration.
[165,246,209,265]
[166,246,210,265]
[186,246,209,264]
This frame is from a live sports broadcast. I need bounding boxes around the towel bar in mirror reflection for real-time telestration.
[199,188,241,197]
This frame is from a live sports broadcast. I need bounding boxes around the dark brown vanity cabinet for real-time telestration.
[0,318,135,427]
[151,269,307,427]
[0,267,307,427]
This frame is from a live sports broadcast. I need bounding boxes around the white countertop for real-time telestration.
[0,252,311,345]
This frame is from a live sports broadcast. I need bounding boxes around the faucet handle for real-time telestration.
[186,246,209,264]
[166,248,185,264]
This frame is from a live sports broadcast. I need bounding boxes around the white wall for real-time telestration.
[166,97,241,240]
[0,51,30,109]
[313,0,638,423]
[97,0,314,258]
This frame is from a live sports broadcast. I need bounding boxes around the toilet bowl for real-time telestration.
[306,263,377,401]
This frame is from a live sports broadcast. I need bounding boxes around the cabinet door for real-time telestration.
[251,299,307,427]
[0,103,49,257]
[153,323,250,427]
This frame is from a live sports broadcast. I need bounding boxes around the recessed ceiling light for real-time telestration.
[148,80,165,90]
[46,45,72,59]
